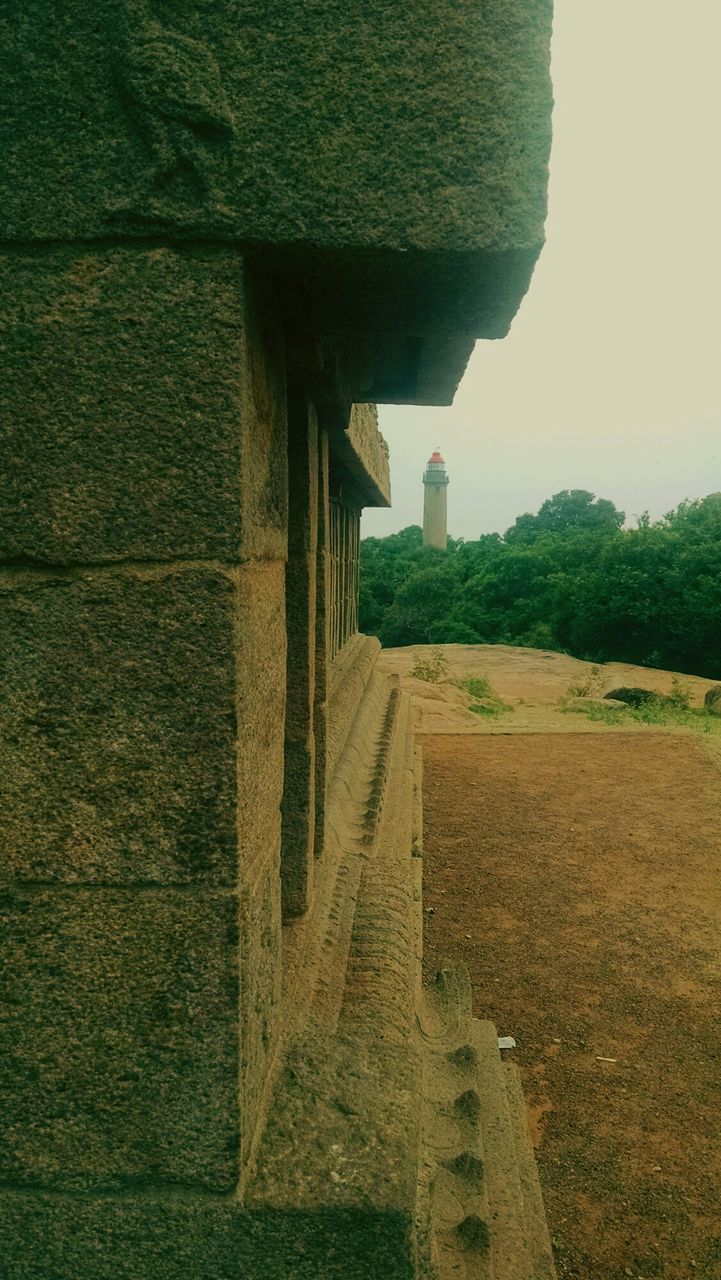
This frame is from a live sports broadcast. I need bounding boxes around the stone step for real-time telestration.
[502,1063,556,1280]
[420,1016,494,1280]
[339,685,418,1044]
[420,998,556,1280]
[312,674,405,1034]
[469,1021,535,1280]
[281,672,401,1040]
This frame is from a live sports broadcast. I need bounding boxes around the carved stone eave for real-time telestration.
[329,405,391,511]
[1,1,553,407]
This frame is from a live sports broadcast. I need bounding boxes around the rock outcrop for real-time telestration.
[604,687,664,708]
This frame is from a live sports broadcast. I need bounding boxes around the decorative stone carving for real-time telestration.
[109,0,235,227]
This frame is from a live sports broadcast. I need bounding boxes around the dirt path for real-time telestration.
[421,731,721,1280]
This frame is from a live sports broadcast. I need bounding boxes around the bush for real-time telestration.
[409,646,448,683]
[667,675,693,710]
[564,664,604,700]
[455,673,512,718]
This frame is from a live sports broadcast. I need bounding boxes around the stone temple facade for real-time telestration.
[0,5,554,1277]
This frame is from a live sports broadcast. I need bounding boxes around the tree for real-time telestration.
[505,490,625,543]
[359,491,721,679]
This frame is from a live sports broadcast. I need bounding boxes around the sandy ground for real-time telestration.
[378,643,715,736]
[380,645,721,1279]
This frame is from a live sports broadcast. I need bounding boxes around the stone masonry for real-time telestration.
[0,4,554,1276]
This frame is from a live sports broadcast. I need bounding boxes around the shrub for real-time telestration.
[409,646,448,683]
[667,675,693,710]
[456,675,492,700]
[565,664,604,700]
[455,673,512,718]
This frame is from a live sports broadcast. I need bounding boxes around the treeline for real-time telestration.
[359,490,721,679]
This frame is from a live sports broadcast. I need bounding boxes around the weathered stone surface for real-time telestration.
[566,696,629,712]
[231,561,286,1164]
[282,397,319,917]
[704,685,721,714]
[332,405,391,508]
[239,854,283,1171]
[0,890,239,1191]
[1,3,553,358]
[0,248,287,565]
[0,568,238,885]
[3,3,552,251]
[281,739,316,916]
[235,560,287,882]
[327,635,381,786]
[312,430,331,858]
[0,1199,415,1280]
[251,1033,421,1213]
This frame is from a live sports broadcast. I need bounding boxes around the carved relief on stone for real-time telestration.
[108,0,236,228]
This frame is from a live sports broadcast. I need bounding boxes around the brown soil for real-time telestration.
[421,731,721,1280]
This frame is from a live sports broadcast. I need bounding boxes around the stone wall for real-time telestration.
[0,252,286,1217]
[0,246,395,1273]
[1,3,553,1273]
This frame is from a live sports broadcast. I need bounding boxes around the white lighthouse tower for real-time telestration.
[422,448,449,549]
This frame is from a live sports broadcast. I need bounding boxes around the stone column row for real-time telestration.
[328,498,361,663]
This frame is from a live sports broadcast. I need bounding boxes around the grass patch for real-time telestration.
[455,674,513,719]
[565,698,720,734]
[456,675,492,700]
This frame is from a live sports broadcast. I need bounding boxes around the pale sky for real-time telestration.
[363,0,721,540]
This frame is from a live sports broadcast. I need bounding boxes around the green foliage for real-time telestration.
[668,675,693,710]
[505,490,624,544]
[565,664,604,700]
[455,673,512,718]
[359,494,721,680]
[564,701,627,725]
[409,646,448,683]
[455,675,492,699]
[567,698,718,735]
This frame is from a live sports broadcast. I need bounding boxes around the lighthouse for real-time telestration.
[422,448,449,549]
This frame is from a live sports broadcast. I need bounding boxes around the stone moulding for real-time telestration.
[1,1,553,405]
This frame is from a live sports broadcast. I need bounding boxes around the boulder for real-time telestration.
[604,687,664,708]
[566,696,629,712]
[704,685,721,715]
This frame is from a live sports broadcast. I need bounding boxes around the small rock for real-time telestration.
[704,685,721,715]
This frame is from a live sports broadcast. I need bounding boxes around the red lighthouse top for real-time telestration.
[428,448,445,464]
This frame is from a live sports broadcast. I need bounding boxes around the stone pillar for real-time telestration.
[0,249,287,1199]
[281,391,319,918]
[313,432,331,859]
[327,495,362,661]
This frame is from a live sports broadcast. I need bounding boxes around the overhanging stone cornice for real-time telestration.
[2,0,553,406]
